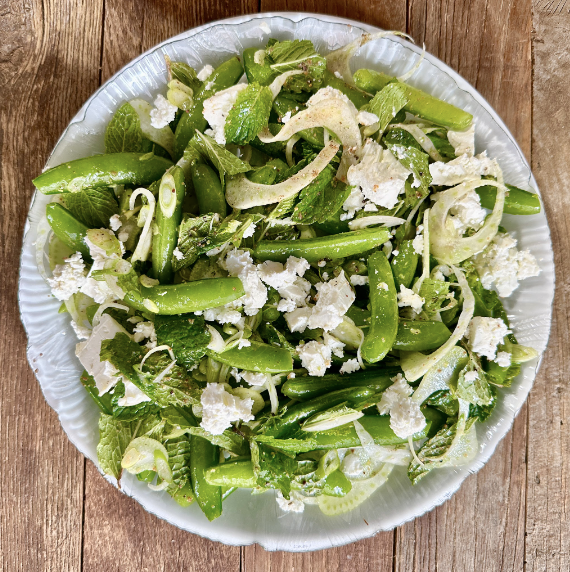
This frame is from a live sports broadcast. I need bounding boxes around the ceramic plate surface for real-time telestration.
[19,12,555,552]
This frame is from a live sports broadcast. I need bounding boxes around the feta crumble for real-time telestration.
[296,340,332,377]
[347,139,411,210]
[149,94,177,129]
[241,222,257,238]
[397,285,424,313]
[429,152,501,186]
[109,214,122,232]
[285,307,312,333]
[222,249,267,315]
[202,84,247,145]
[496,351,512,368]
[473,232,541,297]
[172,247,184,260]
[323,332,345,358]
[447,189,487,235]
[465,316,510,361]
[281,110,292,123]
[308,272,355,332]
[47,252,87,301]
[340,358,361,374]
[117,381,151,407]
[200,383,254,435]
[197,64,214,81]
[412,234,424,255]
[356,110,379,126]
[350,275,369,286]
[241,371,268,386]
[133,321,157,349]
[71,320,91,340]
[340,187,366,220]
[276,490,305,513]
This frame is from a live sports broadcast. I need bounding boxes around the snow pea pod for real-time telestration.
[123,278,244,314]
[361,252,398,363]
[282,368,399,401]
[477,184,541,215]
[191,163,227,217]
[207,341,293,374]
[45,203,92,261]
[152,166,186,283]
[174,57,244,159]
[190,435,222,521]
[391,239,419,290]
[393,320,452,351]
[254,227,391,263]
[353,69,473,131]
[321,69,371,109]
[204,458,257,488]
[33,153,173,195]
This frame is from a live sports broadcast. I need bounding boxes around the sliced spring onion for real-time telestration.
[92,302,129,327]
[129,187,156,264]
[140,344,175,369]
[348,216,406,230]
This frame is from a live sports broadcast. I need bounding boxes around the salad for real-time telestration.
[33,32,543,519]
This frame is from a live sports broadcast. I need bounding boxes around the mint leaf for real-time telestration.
[104,102,145,153]
[266,39,318,72]
[155,314,211,370]
[387,144,432,206]
[251,441,298,498]
[166,435,192,487]
[418,278,450,317]
[80,370,113,415]
[62,188,119,228]
[369,82,409,134]
[469,384,497,421]
[455,364,493,406]
[189,131,251,186]
[97,414,138,479]
[186,426,249,456]
[90,259,140,299]
[425,390,459,417]
[225,83,273,145]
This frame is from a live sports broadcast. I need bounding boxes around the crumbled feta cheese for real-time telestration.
[200,383,254,435]
[356,110,379,126]
[276,490,305,513]
[202,84,247,145]
[334,71,344,80]
[202,305,244,327]
[285,306,312,333]
[463,370,479,384]
[172,247,184,260]
[429,152,501,186]
[412,234,424,255]
[377,374,426,438]
[318,260,327,268]
[322,272,329,281]
[241,371,268,386]
[397,285,424,313]
[133,321,157,349]
[296,341,332,377]
[308,272,355,332]
[48,252,87,301]
[496,351,512,368]
[222,249,267,315]
[377,282,389,291]
[473,232,541,297]
[350,275,369,286]
[281,110,292,123]
[287,372,296,380]
[150,94,177,129]
[324,332,345,358]
[197,64,214,81]
[242,222,257,238]
[347,139,411,210]
[71,320,91,340]
[75,314,128,395]
[465,316,510,361]
[237,338,251,349]
[109,214,122,232]
[257,257,309,290]
[447,124,475,157]
[363,203,378,212]
[340,358,361,374]
[341,187,366,220]
[117,380,151,407]
[448,190,487,235]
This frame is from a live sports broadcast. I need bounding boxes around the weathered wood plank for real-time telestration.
[393,1,532,570]
[0,1,104,571]
[525,4,570,570]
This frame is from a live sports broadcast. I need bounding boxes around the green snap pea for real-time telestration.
[207,341,293,374]
[191,163,227,217]
[190,435,222,521]
[123,278,244,315]
[45,203,92,261]
[477,184,541,215]
[174,57,244,159]
[265,386,383,438]
[247,158,289,185]
[282,368,399,401]
[33,153,173,195]
[322,469,352,497]
[394,320,452,351]
[353,69,473,131]
[321,69,371,109]
[152,166,186,283]
[204,459,257,488]
[361,252,398,363]
[254,227,391,263]
[391,239,419,290]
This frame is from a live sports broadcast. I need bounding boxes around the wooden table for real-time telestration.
[1,1,568,570]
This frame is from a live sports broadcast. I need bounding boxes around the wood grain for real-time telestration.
[0,1,103,571]
[526,4,570,570]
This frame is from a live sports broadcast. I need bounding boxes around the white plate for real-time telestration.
[18,13,555,552]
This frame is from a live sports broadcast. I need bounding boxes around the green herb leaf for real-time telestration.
[189,131,250,186]
[104,102,146,153]
[62,188,119,228]
[186,426,249,456]
[251,441,298,498]
[469,384,497,421]
[266,40,319,71]
[369,82,409,134]
[454,364,493,406]
[425,390,459,417]
[387,144,432,207]
[97,414,139,479]
[155,314,211,370]
[110,380,160,421]
[166,435,192,488]
[225,83,273,145]
[418,278,451,317]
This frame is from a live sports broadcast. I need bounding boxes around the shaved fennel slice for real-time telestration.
[325,31,412,87]
[268,70,304,100]
[348,216,406,230]
[401,265,474,382]
[129,99,175,158]
[397,43,426,82]
[412,209,431,294]
[225,141,340,209]
[129,187,156,264]
[258,98,360,181]
[429,179,506,264]
[390,123,443,162]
